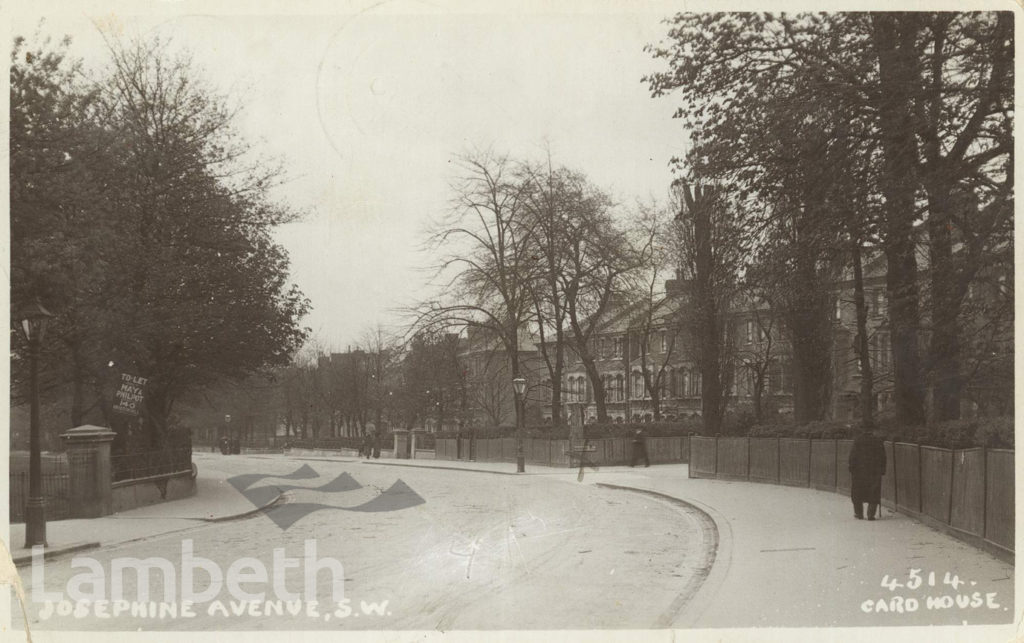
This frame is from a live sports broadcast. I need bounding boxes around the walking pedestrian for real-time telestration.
[362,432,373,460]
[630,428,650,467]
[849,427,886,520]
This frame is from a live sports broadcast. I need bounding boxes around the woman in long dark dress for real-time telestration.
[849,429,886,520]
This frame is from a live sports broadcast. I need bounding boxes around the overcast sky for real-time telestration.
[12,4,690,351]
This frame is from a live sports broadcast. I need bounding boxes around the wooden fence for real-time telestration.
[433,436,690,468]
[689,437,1014,560]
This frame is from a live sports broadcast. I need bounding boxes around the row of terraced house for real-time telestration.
[450,247,1011,431]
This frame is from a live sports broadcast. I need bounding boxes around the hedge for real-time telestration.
[436,415,1012,449]
[432,420,702,440]
[747,416,1013,449]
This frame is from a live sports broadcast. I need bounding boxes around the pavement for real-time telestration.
[362,456,1017,629]
[5,452,283,565]
[4,452,1017,634]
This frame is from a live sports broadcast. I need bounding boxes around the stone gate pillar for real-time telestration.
[60,425,116,518]
[393,429,410,459]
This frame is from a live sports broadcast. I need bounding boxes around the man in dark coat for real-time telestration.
[630,428,650,467]
[849,428,886,520]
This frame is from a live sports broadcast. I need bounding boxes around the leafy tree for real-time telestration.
[10,34,115,426]
[646,12,1012,427]
[671,181,742,433]
[10,32,310,452]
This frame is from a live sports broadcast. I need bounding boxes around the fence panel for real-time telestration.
[646,437,677,463]
[881,442,896,508]
[610,438,631,465]
[500,438,515,462]
[779,439,810,487]
[748,438,778,483]
[717,438,749,479]
[920,446,953,524]
[810,440,838,490]
[551,440,570,467]
[894,443,921,513]
[523,439,541,464]
[836,440,853,494]
[689,437,717,478]
[950,448,985,537]
[985,449,1014,551]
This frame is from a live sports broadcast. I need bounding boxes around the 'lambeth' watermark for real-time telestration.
[29,539,390,622]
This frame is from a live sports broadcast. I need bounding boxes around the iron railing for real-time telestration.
[111,446,193,482]
[9,469,71,523]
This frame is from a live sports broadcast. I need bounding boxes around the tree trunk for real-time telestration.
[550,324,565,426]
[852,240,875,427]
[70,363,85,428]
[787,286,832,423]
[872,12,927,427]
[581,355,608,422]
[752,374,764,422]
[926,183,961,424]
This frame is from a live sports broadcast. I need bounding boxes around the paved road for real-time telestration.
[14,453,710,631]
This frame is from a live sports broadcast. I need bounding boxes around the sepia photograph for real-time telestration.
[2,2,1017,641]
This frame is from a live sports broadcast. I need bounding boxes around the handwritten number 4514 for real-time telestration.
[881,570,964,591]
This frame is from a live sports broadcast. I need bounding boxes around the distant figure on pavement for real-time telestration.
[219,435,229,455]
[849,427,886,520]
[362,432,373,459]
[372,431,381,459]
[630,428,650,467]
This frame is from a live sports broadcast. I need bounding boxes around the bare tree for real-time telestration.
[628,202,680,421]
[733,282,779,423]
[558,178,642,423]
[414,151,539,428]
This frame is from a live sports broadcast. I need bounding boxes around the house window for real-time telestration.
[871,290,887,317]
[746,320,754,344]
[632,372,644,399]
[834,298,843,321]
[691,371,702,397]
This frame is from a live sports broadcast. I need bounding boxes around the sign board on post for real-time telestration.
[113,373,148,416]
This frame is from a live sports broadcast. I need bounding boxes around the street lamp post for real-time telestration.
[19,300,54,548]
[512,376,526,473]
